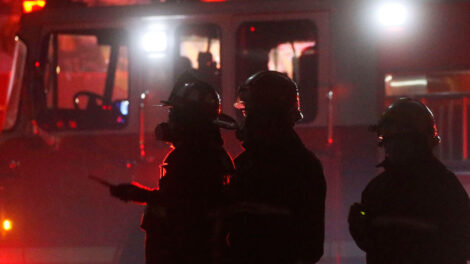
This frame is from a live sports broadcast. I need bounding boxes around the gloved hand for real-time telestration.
[109,183,148,202]
[349,202,367,219]
[348,203,370,251]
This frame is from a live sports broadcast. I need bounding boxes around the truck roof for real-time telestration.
[20,0,330,31]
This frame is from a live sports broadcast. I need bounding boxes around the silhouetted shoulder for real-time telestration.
[300,148,326,180]
[306,149,324,170]
[361,171,389,202]
[432,166,469,207]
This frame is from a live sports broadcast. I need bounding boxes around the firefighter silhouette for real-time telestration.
[221,71,326,263]
[110,74,234,264]
[348,97,470,264]
[173,56,193,82]
[195,51,221,94]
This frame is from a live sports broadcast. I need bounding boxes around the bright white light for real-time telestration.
[141,25,167,53]
[377,2,409,27]
[120,100,129,116]
[148,53,165,59]
[385,75,393,82]
[390,79,427,87]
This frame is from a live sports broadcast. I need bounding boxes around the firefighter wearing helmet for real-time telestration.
[224,71,326,263]
[110,73,234,264]
[349,97,470,264]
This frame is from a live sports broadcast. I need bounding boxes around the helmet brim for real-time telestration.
[153,100,172,107]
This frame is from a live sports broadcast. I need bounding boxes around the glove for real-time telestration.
[348,203,370,251]
[109,183,149,202]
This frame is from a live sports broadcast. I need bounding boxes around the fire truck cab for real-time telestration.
[0,1,348,263]
[1,0,469,263]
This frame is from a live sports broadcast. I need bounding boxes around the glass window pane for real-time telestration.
[236,20,318,122]
[40,32,129,131]
[57,35,109,109]
[384,71,470,161]
[177,24,221,94]
[2,40,26,131]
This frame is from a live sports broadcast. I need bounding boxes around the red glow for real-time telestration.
[328,138,334,144]
[250,26,256,32]
[68,120,77,128]
[102,105,107,110]
[130,181,152,191]
[31,120,39,135]
[463,97,468,159]
[224,175,231,185]
[116,116,123,123]
[34,61,40,67]
[56,121,64,128]
[139,105,145,157]
[126,162,132,169]
[225,233,231,247]
[23,0,46,13]
[107,106,112,110]
[201,0,226,2]
[9,161,17,169]
[159,147,175,179]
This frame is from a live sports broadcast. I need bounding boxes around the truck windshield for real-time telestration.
[37,31,129,131]
[1,39,26,131]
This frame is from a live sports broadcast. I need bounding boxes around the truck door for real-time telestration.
[0,28,151,263]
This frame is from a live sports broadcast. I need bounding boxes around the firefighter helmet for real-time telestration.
[160,72,221,121]
[373,97,440,147]
[234,71,303,123]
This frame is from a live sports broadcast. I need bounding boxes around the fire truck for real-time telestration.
[0,0,469,263]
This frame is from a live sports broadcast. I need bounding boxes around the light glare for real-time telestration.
[23,0,46,13]
[142,26,167,53]
[148,53,165,59]
[3,219,12,231]
[377,2,408,27]
[390,79,427,87]
[120,100,129,116]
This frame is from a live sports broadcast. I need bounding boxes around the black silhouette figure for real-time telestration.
[110,75,234,264]
[349,97,470,264]
[221,71,326,264]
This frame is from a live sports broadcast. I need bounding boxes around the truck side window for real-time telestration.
[38,32,129,131]
[176,24,221,94]
[236,20,318,122]
[385,72,470,161]
[1,40,26,131]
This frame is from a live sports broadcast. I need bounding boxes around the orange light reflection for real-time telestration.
[3,219,12,231]
[23,0,46,14]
